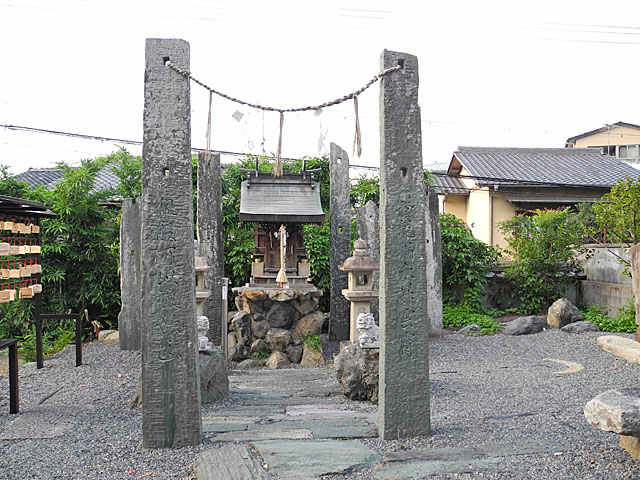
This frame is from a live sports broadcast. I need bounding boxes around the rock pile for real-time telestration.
[228,288,326,367]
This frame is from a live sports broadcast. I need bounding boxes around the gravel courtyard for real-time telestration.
[0,329,638,479]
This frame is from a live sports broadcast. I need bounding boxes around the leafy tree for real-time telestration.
[592,176,640,246]
[440,213,500,307]
[499,208,584,314]
[109,148,142,200]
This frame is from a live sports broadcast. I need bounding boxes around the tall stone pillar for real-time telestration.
[197,151,224,346]
[119,198,142,351]
[141,38,202,448]
[356,200,380,322]
[425,186,443,337]
[378,49,430,440]
[329,143,351,341]
[631,244,640,342]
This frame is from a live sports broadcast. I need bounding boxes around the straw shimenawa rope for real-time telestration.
[165,60,401,175]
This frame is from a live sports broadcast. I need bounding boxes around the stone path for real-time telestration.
[195,365,577,480]
[197,367,381,479]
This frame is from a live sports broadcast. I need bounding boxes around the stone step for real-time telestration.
[584,387,640,436]
[375,440,571,478]
[597,335,640,363]
[252,439,382,480]
[195,444,272,480]
[212,428,313,442]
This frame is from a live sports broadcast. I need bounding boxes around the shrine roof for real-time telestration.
[239,173,325,224]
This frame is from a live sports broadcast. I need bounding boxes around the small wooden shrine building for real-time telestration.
[239,168,325,289]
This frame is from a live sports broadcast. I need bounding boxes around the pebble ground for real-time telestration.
[1,329,639,479]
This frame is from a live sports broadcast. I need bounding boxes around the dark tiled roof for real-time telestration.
[15,166,120,194]
[239,174,325,224]
[566,121,640,145]
[432,175,469,195]
[453,147,640,188]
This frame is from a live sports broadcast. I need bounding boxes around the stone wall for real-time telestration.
[578,244,634,316]
[228,288,325,364]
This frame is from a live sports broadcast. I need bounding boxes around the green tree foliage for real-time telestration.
[440,213,500,307]
[109,148,142,200]
[0,155,123,341]
[592,176,640,246]
[499,208,584,314]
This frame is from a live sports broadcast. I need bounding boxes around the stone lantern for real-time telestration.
[339,238,380,345]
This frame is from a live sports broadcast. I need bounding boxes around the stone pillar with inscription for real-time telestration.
[356,200,380,322]
[425,185,443,337]
[119,198,142,351]
[378,49,431,440]
[141,38,202,448]
[197,151,224,346]
[329,143,351,341]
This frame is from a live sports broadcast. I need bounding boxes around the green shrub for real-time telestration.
[443,304,501,335]
[582,299,636,334]
[440,213,500,307]
[500,209,584,314]
[303,334,323,350]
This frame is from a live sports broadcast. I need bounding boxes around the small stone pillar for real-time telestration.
[339,239,379,345]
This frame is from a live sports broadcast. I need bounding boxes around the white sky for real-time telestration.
[2,0,640,175]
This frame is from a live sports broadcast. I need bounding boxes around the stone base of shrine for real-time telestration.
[227,287,325,365]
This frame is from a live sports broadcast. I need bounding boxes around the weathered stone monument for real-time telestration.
[119,198,142,351]
[378,49,430,439]
[425,186,443,337]
[631,244,640,341]
[356,200,380,322]
[197,151,224,345]
[141,38,202,448]
[329,143,351,341]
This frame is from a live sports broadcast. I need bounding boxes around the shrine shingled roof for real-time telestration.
[239,172,325,224]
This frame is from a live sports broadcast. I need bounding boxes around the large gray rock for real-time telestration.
[251,318,269,340]
[300,343,324,366]
[266,303,296,330]
[547,298,583,329]
[229,343,248,362]
[250,339,268,355]
[334,344,379,403]
[292,311,325,339]
[561,321,600,334]
[286,344,303,364]
[500,316,548,335]
[265,328,291,352]
[231,311,252,345]
[584,388,640,436]
[199,349,230,404]
[458,324,483,335]
[266,351,290,369]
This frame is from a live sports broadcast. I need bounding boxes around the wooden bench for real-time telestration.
[0,339,19,414]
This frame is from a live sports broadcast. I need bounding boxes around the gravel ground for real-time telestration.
[1,330,639,479]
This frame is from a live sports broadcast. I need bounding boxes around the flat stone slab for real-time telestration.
[376,440,570,478]
[203,416,377,438]
[253,439,382,479]
[597,336,640,364]
[584,388,640,435]
[195,444,272,480]
[212,428,313,442]
[285,404,376,418]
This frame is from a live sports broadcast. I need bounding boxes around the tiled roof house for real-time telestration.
[438,147,640,248]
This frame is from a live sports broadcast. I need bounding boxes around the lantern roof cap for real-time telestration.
[338,238,379,272]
